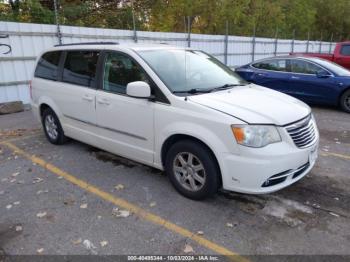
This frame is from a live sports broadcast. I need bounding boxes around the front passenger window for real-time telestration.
[103,52,150,94]
[291,60,327,75]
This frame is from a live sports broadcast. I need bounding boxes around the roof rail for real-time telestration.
[54,42,119,47]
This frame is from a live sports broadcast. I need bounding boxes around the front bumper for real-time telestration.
[219,129,319,194]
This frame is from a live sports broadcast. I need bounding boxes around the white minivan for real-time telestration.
[31,42,319,200]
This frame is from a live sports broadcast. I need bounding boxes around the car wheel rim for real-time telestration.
[173,152,206,192]
[45,115,58,140]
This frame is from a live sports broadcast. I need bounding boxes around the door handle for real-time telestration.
[97,98,110,105]
[82,95,94,102]
[257,73,265,77]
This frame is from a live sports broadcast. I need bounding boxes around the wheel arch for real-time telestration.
[37,96,62,120]
[338,87,350,105]
[39,103,51,117]
[160,134,223,187]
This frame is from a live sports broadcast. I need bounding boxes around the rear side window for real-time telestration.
[291,60,327,75]
[63,51,100,87]
[340,45,350,56]
[34,51,61,80]
[252,59,289,72]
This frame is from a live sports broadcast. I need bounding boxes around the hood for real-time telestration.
[188,84,310,126]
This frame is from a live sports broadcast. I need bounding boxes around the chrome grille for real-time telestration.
[286,115,317,148]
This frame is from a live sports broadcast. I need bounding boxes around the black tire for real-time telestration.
[165,140,219,200]
[340,89,350,113]
[42,107,67,145]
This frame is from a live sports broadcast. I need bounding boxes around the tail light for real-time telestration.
[29,80,33,99]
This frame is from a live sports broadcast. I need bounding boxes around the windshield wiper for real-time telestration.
[209,83,248,92]
[173,88,212,94]
[173,83,248,94]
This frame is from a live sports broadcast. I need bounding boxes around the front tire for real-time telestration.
[340,89,350,113]
[42,108,67,145]
[165,140,219,200]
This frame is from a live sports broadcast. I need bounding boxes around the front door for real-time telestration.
[289,59,336,104]
[251,59,291,93]
[96,51,154,165]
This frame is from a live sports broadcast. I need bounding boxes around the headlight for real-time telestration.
[231,125,281,148]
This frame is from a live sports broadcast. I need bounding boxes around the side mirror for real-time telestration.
[126,81,151,98]
[316,71,332,78]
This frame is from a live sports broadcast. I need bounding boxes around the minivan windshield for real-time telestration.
[138,49,247,94]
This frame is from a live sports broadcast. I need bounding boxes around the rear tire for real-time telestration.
[340,89,350,113]
[165,140,219,200]
[42,108,67,145]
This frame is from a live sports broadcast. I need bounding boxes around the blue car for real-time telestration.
[235,56,350,113]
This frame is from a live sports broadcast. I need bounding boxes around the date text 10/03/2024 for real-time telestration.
[127,255,219,261]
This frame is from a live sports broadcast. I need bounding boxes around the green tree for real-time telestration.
[0,0,348,41]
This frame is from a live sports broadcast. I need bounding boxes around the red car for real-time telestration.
[291,42,350,70]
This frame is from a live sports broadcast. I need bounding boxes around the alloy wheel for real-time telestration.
[45,114,58,140]
[173,152,206,192]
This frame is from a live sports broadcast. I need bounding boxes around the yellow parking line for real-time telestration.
[320,152,350,160]
[2,141,248,261]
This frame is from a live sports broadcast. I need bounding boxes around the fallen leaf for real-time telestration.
[33,177,44,184]
[36,211,47,218]
[197,231,204,235]
[64,198,75,206]
[15,225,23,232]
[11,172,20,177]
[10,178,16,183]
[100,241,108,247]
[57,176,63,179]
[36,189,49,195]
[183,244,194,253]
[329,212,340,217]
[226,223,233,228]
[149,202,156,207]
[6,204,12,210]
[83,239,97,254]
[37,248,44,254]
[114,184,125,190]
[72,238,82,245]
[80,203,88,209]
[112,207,130,218]
[97,215,102,219]
[13,201,20,205]
[334,197,339,201]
